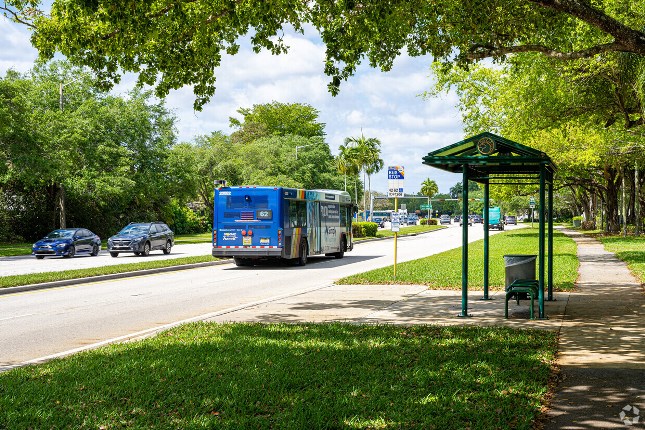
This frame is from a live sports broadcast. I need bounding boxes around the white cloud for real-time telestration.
[0,18,38,73]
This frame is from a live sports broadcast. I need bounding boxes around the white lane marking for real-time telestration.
[0,313,35,322]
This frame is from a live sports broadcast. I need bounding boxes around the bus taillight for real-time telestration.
[278,229,282,245]
[247,230,253,236]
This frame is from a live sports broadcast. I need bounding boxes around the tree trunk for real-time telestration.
[362,171,367,219]
[622,166,627,236]
[636,161,641,236]
[54,183,66,229]
[604,166,620,233]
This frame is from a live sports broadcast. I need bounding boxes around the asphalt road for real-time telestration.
[0,222,520,370]
[0,243,213,277]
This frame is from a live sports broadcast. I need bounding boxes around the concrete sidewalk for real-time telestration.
[543,230,644,429]
[205,229,644,428]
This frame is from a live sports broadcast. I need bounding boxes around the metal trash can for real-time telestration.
[504,254,537,291]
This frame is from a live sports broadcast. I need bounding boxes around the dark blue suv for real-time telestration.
[107,222,174,257]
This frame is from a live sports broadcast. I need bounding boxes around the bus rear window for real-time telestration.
[226,195,270,209]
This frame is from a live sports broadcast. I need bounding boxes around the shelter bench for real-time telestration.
[504,279,539,320]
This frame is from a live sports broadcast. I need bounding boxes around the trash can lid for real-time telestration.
[503,254,537,266]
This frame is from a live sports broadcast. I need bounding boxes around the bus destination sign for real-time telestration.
[387,166,404,197]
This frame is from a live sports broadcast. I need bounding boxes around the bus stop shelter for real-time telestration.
[422,132,557,319]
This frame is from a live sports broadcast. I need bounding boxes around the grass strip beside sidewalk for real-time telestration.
[0,255,217,289]
[339,228,578,291]
[597,235,645,283]
[0,322,556,429]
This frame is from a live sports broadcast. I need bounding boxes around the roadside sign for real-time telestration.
[390,212,401,232]
[420,204,432,210]
[387,166,404,197]
[529,197,536,208]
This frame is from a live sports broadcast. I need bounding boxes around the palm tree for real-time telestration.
[421,178,438,198]
[344,133,383,218]
[420,178,438,217]
[336,143,361,202]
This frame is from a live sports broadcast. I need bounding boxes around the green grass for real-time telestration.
[0,242,32,257]
[0,233,213,257]
[0,255,217,289]
[354,224,444,241]
[375,224,444,238]
[598,235,645,283]
[174,232,213,244]
[0,322,557,430]
[339,228,578,291]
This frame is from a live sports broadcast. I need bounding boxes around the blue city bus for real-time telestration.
[212,185,355,266]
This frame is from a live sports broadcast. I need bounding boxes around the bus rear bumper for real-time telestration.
[212,247,283,258]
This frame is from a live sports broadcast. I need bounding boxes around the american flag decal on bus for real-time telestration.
[240,211,254,220]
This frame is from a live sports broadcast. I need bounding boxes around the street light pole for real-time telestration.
[55,76,82,228]
[59,77,82,112]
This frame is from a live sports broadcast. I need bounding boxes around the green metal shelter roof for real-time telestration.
[422,132,557,183]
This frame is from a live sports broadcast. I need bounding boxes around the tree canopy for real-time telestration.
[4,0,645,109]
[0,62,179,240]
[431,49,645,231]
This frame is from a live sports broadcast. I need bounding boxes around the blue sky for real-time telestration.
[1,17,466,195]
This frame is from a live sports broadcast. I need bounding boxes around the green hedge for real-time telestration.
[420,218,437,226]
[352,222,378,238]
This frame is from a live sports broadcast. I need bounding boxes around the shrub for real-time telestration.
[419,218,437,225]
[581,220,596,230]
[166,200,210,234]
[352,222,378,238]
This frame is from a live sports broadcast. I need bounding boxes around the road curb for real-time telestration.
[0,259,232,296]
[0,228,445,295]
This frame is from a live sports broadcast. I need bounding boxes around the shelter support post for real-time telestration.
[459,165,470,317]
[548,178,554,301]
[482,181,490,300]
[538,167,546,318]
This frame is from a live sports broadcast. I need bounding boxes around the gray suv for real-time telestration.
[439,214,452,225]
[107,222,174,257]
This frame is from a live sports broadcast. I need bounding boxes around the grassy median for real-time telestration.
[0,322,556,429]
[339,228,578,291]
[0,255,217,289]
[0,233,213,257]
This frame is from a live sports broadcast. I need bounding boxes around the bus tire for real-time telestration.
[334,237,346,259]
[234,257,252,267]
[297,240,308,266]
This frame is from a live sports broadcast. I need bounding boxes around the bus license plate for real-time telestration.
[260,238,270,245]
[243,237,252,246]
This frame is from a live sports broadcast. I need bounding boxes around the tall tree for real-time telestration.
[229,102,325,143]
[432,53,645,232]
[420,179,438,199]
[5,0,645,109]
[420,178,438,217]
[0,62,178,239]
[335,143,361,204]
[343,134,383,214]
